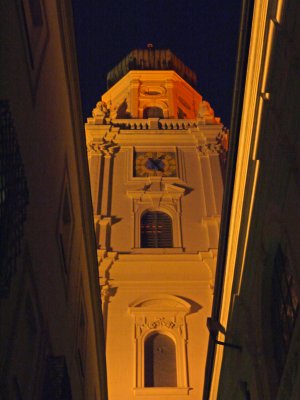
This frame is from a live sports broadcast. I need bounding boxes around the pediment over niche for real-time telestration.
[127,182,186,207]
[127,179,186,247]
[129,294,191,312]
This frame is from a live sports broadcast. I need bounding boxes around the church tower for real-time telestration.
[86,48,226,400]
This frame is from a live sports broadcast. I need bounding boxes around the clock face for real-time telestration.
[134,151,177,177]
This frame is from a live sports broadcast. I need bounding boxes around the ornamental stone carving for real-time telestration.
[134,314,185,340]
[88,139,119,156]
[142,317,176,329]
[198,143,223,156]
[129,295,191,389]
[217,129,229,152]
[197,100,214,119]
[100,284,111,303]
[92,100,110,124]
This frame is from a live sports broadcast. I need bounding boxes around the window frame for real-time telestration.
[141,210,173,249]
[0,101,28,296]
[129,295,191,396]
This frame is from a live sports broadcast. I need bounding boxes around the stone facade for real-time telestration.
[86,63,226,399]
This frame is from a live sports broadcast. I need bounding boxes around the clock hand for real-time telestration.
[146,158,156,170]
[153,158,165,171]
[146,157,165,171]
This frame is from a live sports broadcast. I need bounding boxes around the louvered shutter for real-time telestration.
[141,211,173,248]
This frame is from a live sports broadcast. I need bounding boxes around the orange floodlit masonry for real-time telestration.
[85,49,227,400]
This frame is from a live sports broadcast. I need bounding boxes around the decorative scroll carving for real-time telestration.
[198,130,229,156]
[217,129,229,152]
[197,100,214,119]
[142,317,176,329]
[88,139,119,156]
[100,284,111,303]
[92,100,110,124]
[133,314,185,340]
[198,142,223,156]
[197,100,221,124]
[100,283,117,301]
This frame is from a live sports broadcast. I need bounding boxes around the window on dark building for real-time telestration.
[28,0,43,27]
[0,101,28,297]
[77,301,87,377]
[271,245,299,376]
[141,211,173,248]
[13,377,24,400]
[42,356,72,400]
[58,183,73,274]
[144,333,177,387]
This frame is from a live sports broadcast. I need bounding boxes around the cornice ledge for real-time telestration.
[127,182,186,201]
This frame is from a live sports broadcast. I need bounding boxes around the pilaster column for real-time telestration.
[101,154,112,216]
[88,154,102,213]
[165,80,175,118]
[130,79,140,118]
[87,140,119,249]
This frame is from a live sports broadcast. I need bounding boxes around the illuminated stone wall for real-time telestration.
[86,64,226,399]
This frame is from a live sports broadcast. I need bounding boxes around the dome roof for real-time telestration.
[107,48,197,89]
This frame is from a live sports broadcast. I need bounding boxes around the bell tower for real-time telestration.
[86,48,226,400]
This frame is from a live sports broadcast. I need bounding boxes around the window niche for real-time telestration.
[141,211,173,248]
[127,182,185,251]
[18,0,48,96]
[144,333,177,387]
[57,169,74,276]
[129,295,191,396]
[143,107,164,119]
[0,101,28,297]
[77,292,87,379]
[42,356,72,400]
[271,244,299,376]
[9,259,44,400]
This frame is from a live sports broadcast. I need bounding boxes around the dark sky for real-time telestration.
[72,0,242,127]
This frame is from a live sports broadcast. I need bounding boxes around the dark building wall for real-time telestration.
[216,1,300,399]
[0,1,107,399]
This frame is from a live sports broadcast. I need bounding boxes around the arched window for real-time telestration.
[144,333,177,387]
[143,107,164,118]
[141,211,173,248]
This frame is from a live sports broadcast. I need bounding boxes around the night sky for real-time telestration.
[72,0,242,127]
